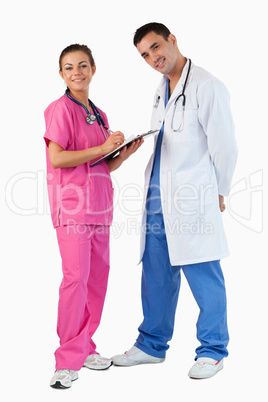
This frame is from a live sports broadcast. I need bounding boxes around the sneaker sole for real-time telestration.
[51,381,71,389]
[83,361,113,371]
[50,376,78,389]
[112,358,165,367]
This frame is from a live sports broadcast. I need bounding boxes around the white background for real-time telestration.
[1,0,267,400]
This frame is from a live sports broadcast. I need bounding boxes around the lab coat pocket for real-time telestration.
[174,169,213,217]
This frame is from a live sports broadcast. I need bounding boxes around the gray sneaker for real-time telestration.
[83,354,113,370]
[50,369,79,389]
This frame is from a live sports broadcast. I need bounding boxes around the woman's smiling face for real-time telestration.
[59,51,96,95]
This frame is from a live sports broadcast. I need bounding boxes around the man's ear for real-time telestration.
[168,34,177,47]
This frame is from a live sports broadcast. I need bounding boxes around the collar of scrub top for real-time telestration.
[65,90,113,140]
[165,77,170,106]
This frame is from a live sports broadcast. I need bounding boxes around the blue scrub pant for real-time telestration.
[135,213,229,361]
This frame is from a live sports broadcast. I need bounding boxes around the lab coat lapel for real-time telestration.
[155,75,168,102]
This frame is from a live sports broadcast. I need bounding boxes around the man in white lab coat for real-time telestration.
[112,22,238,379]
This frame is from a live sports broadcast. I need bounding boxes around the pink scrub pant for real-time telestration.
[55,224,110,371]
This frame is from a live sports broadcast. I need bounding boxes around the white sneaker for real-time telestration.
[112,346,165,366]
[50,369,79,389]
[83,354,113,370]
[188,357,224,379]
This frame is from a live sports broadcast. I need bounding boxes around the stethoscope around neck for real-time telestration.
[155,59,192,132]
[65,90,112,140]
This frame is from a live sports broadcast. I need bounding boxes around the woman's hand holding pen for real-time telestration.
[100,131,125,155]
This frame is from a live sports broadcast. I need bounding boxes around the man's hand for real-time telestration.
[219,195,226,212]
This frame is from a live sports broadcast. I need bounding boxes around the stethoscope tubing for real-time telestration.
[174,58,192,107]
[65,90,110,139]
[171,59,192,132]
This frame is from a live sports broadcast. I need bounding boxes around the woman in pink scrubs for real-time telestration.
[44,44,142,389]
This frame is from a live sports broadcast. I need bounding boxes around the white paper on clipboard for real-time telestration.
[90,129,158,167]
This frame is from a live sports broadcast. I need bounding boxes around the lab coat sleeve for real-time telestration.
[197,78,238,196]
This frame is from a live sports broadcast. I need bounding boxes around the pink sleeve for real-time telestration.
[43,99,73,149]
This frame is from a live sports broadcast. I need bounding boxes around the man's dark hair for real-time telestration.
[133,22,171,47]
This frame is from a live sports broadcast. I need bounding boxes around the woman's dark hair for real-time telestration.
[59,44,95,70]
[133,22,171,47]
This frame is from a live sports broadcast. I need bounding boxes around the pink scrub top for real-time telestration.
[44,94,113,228]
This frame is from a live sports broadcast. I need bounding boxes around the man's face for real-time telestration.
[136,31,178,75]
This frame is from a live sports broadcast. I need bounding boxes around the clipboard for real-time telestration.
[90,129,158,167]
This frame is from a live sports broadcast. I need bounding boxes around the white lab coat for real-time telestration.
[140,60,238,265]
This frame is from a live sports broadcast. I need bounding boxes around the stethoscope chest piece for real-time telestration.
[86,114,97,125]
